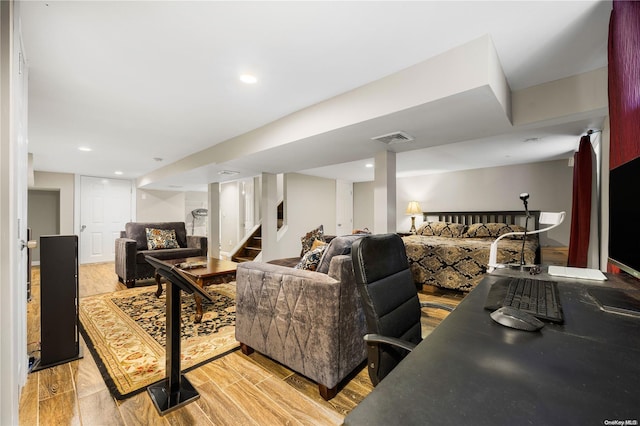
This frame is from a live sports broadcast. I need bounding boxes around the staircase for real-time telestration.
[232,227,262,263]
[231,201,284,263]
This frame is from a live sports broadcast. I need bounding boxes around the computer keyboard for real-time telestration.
[501,277,563,323]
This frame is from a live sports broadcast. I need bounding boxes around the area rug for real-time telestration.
[78,282,238,400]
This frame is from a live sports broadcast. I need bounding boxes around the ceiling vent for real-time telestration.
[218,170,240,176]
[371,131,414,145]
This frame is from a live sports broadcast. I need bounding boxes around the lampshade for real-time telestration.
[406,201,422,215]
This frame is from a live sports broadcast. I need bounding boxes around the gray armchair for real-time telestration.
[115,221,207,288]
[235,254,367,400]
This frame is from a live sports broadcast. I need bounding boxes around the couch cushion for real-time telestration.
[125,222,188,250]
[137,247,203,264]
[316,234,366,274]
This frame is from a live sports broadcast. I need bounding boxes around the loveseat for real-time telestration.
[115,221,207,288]
[235,233,368,400]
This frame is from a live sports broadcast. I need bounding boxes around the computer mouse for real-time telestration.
[490,306,544,331]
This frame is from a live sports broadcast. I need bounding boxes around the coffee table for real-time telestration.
[155,256,238,323]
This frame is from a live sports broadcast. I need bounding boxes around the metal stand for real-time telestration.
[147,281,199,415]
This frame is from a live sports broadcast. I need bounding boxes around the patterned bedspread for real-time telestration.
[403,235,538,292]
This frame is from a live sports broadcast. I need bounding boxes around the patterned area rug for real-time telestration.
[79,282,238,400]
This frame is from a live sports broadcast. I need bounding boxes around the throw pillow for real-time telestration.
[146,228,180,250]
[294,245,327,271]
[300,225,325,256]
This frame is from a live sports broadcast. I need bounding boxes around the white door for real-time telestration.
[336,180,353,236]
[80,176,132,264]
[1,7,30,422]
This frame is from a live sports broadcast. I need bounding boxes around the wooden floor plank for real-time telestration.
[224,378,302,426]
[195,381,259,426]
[77,389,125,426]
[116,392,170,426]
[255,375,343,426]
[38,390,80,426]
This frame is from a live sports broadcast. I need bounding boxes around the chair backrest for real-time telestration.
[351,233,422,384]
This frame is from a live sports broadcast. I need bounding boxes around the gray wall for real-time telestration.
[355,159,573,246]
[27,190,60,262]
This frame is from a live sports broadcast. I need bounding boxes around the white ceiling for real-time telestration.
[20,1,611,191]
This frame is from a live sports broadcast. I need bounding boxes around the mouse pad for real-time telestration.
[587,288,640,317]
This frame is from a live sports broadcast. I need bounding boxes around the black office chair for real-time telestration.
[351,233,454,386]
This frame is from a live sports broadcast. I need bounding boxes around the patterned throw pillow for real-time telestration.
[300,225,325,255]
[145,228,180,250]
[463,223,527,239]
[417,222,467,238]
[294,245,327,271]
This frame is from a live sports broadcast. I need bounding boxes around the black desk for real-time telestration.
[344,269,640,425]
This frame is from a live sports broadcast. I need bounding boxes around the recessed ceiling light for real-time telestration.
[78,146,92,152]
[239,73,258,84]
[365,163,374,168]
[218,170,240,176]
[114,171,123,175]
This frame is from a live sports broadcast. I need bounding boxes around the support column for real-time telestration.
[207,182,220,259]
[373,151,396,234]
[261,173,278,261]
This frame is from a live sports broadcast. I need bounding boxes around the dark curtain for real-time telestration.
[607,0,640,272]
[567,136,594,267]
[608,0,640,170]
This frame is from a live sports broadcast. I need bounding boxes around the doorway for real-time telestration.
[79,176,133,264]
[27,189,60,264]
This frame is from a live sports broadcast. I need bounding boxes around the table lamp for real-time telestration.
[406,201,422,234]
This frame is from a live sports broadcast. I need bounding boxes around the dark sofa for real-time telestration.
[115,221,207,288]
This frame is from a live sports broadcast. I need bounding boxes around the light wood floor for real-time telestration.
[19,263,464,426]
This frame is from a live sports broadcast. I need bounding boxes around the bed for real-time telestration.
[402,210,541,292]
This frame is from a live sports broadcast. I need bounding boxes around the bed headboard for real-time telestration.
[422,210,541,231]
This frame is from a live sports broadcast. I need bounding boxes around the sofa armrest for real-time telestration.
[115,238,137,283]
[186,235,208,256]
[235,255,366,390]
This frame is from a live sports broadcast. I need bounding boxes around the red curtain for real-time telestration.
[607,0,640,272]
[567,136,594,268]
[608,0,640,170]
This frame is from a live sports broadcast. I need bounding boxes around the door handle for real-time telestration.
[80,225,86,232]
[21,240,37,250]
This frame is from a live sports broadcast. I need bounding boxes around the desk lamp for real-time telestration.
[406,201,422,234]
[487,211,566,273]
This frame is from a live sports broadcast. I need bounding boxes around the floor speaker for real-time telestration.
[35,235,82,370]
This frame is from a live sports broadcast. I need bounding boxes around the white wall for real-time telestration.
[136,189,185,222]
[220,182,240,253]
[185,191,208,236]
[354,159,573,246]
[274,173,336,258]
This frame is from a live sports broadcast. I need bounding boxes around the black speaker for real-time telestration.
[35,235,82,370]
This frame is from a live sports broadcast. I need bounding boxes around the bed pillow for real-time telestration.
[145,228,180,250]
[463,223,527,239]
[416,222,466,238]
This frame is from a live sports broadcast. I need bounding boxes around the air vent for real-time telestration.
[218,170,240,176]
[371,131,415,145]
